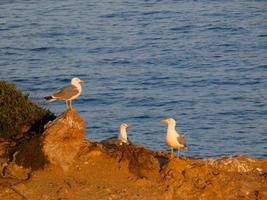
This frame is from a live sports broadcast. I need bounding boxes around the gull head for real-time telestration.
[160,118,176,126]
[120,123,132,129]
[71,77,85,85]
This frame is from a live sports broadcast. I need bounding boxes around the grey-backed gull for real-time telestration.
[160,118,188,158]
[44,77,84,109]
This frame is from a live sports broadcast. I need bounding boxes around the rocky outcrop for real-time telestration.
[160,157,267,199]
[42,109,85,172]
[0,109,266,199]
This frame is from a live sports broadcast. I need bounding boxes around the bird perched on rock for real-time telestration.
[118,123,132,144]
[44,77,85,110]
[160,118,188,158]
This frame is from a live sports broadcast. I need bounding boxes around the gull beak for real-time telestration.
[160,119,167,123]
[79,80,85,84]
[127,124,132,128]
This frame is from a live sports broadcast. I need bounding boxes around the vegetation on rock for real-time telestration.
[0,80,55,139]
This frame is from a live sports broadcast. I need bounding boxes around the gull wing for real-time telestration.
[53,85,79,99]
[177,135,186,146]
[127,137,134,145]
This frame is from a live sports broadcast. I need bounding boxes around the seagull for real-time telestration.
[44,77,85,110]
[160,118,188,158]
[118,123,132,144]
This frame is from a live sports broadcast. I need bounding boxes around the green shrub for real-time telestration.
[0,80,55,139]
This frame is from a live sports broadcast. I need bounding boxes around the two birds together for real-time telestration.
[44,77,188,157]
[120,119,188,157]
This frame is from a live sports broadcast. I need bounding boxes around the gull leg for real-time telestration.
[70,100,72,110]
[171,147,174,158]
[177,149,180,158]
[65,100,69,109]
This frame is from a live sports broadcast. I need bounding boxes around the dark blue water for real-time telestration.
[1,0,267,158]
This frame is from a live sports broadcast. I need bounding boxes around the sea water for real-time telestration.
[0,0,266,157]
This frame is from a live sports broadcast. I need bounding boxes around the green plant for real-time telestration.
[0,80,55,138]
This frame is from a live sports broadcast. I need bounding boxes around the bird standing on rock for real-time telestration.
[118,123,132,144]
[44,77,85,110]
[160,118,188,158]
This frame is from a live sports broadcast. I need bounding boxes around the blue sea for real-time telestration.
[0,0,266,158]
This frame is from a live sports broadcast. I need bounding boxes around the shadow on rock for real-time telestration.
[102,140,161,180]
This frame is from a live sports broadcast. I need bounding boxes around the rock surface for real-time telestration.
[0,110,266,199]
[42,109,85,172]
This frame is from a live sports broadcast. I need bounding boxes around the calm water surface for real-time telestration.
[1,0,267,157]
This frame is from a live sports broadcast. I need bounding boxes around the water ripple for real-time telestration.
[0,0,266,158]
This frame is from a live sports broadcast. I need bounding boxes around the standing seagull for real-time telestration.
[160,118,188,158]
[118,123,132,144]
[44,77,85,110]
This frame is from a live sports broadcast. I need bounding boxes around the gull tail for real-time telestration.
[184,144,189,150]
[127,137,134,145]
[44,96,56,102]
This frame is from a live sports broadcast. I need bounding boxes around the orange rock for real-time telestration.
[42,109,85,172]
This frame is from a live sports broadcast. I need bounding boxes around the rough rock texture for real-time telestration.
[42,109,85,172]
[160,157,267,200]
[0,140,10,158]
[0,110,266,199]
[0,140,10,176]
[102,142,161,180]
